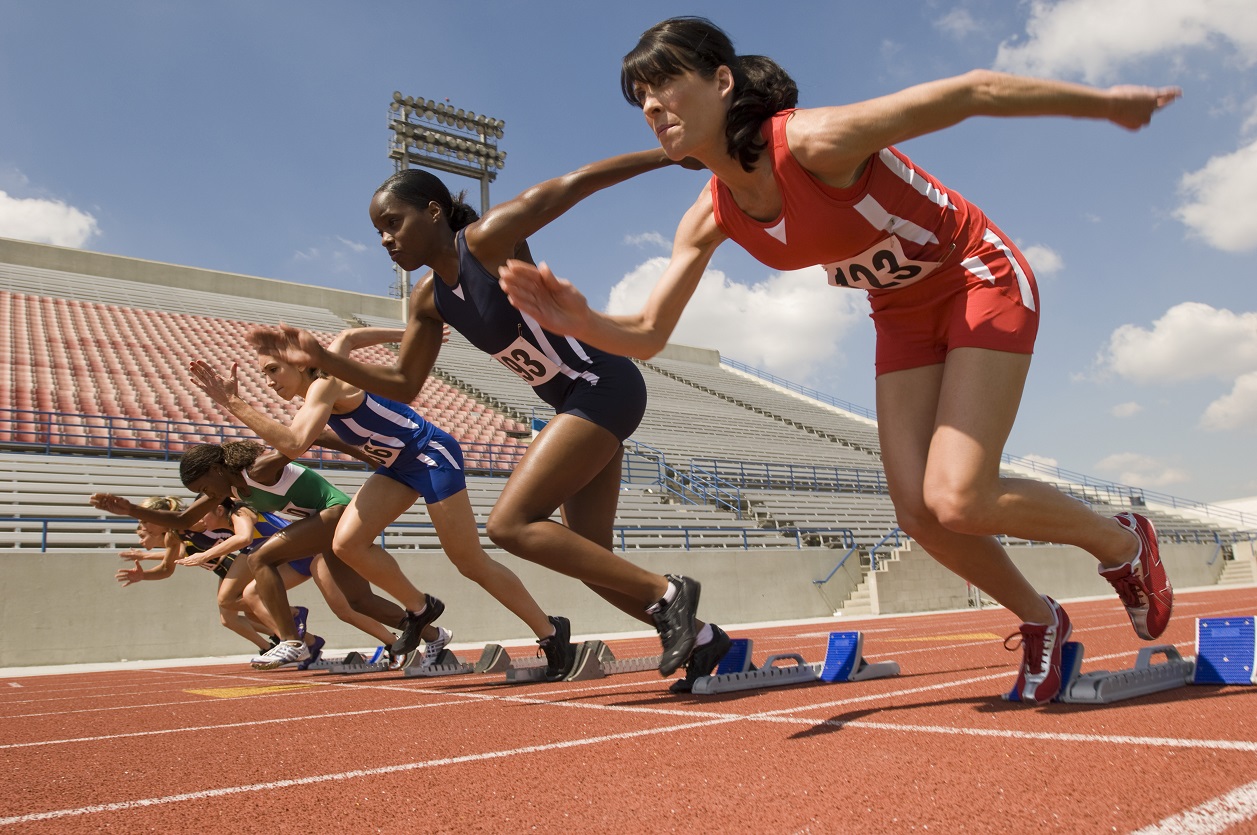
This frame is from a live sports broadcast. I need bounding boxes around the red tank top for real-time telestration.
[709,110,991,293]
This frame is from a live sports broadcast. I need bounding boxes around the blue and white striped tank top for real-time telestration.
[326,391,439,469]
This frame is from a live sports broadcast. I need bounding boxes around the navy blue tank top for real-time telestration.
[326,391,439,469]
[432,230,616,410]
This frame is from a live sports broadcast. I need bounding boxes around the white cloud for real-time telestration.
[1020,244,1064,277]
[1097,302,1257,383]
[935,9,981,38]
[994,0,1257,83]
[1020,452,1060,469]
[606,259,867,384]
[1201,371,1257,431]
[0,190,99,247]
[623,232,671,250]
[1111,401,1142,418]
[335,236,368,253]
[1094,451,1190,487]
[1174,138,1257,252]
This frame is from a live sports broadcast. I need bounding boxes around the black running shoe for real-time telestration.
[651,575,701,677]
[669,624,732,694]
[538,616,576,682]
[392,594,445,656]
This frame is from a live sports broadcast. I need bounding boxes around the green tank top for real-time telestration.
[235,462,349,518]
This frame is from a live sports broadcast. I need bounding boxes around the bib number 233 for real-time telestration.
[493,336,560,386]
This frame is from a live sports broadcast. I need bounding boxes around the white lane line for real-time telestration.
[1131,778,1257,834]
[0,714,746,827]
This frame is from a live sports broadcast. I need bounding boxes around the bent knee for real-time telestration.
[922,485,995,535]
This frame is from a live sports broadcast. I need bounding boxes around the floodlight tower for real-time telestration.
[387,91,506,318]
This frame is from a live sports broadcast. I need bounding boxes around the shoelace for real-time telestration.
[1003,630,1045,675]
[423,634,447,665]
[1107,570,1148,608]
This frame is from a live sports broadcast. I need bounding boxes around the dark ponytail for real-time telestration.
[179,440,262,488]
[375,168,480,232]
[621,16,797,172]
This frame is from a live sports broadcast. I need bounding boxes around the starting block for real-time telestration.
[1004,641,1195,704]
[322,647,389,674]
[502,640,663,683]
[1193,617,1256,685]
[691,631,899,695]
[403,644,518,678]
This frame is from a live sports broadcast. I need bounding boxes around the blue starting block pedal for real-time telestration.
[1005,641,1195,704]
[715,638,755,675]
[1194,617,1256,685]
[691,631,899,695]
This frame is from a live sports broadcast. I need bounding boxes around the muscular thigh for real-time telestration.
[250,505,342,566]
[493,414,623,526]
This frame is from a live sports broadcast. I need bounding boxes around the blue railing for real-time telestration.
[688,458,890,495]
[815,526,904,586]
[0,407,525,474]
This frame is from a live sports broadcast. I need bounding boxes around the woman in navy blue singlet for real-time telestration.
[250,150,726,686]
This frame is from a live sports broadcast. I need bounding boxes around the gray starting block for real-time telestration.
[1193,617,1256,685]
[691,631,899,695]
[565,640,661,681]
[1005,641,1195,704]
[403,644,518,678]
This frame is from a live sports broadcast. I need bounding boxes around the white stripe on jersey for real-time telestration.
[340,417,405,449]
[854,194,940,246]
[242,462,303,494]
[982,228,1036,313]
[364,395,422,430]
[521,311,601,387]
[426,440,462,470]
[878,149,954,209]
[960,255,995,283]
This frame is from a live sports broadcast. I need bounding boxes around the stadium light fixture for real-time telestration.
[387,91,507,316]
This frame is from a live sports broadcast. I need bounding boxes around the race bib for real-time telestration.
[492,335,561,386]
[278,502,312,519]
[824,236,942,291]
[359,437,401,467]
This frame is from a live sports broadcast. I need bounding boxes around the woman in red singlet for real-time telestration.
[500,16,1181,705]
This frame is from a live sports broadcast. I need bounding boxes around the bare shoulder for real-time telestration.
[410,272,443,319]
[677,182,727,251]
[781,106,874,187]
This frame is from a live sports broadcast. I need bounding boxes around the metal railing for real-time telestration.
[0,407,526,474]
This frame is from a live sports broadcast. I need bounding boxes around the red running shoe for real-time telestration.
[1101,512,1173,640]
[1006,596,1072,706]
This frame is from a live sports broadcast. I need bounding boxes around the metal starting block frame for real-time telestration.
[323,647,394,674]
[1004,641,1195,704]
[403,644,522,678]
[504,640,662,683]
[691,631,900,695]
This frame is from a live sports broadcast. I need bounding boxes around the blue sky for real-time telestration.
[2,1,1256,503]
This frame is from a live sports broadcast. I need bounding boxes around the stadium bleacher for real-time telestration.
[1,238,1253,635]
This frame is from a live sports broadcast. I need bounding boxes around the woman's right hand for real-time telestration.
[90,493,133,516]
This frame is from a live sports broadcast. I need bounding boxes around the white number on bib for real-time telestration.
[823,236,942,291]
[493,336,560,386]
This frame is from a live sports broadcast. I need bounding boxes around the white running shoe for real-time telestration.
[251,639,310,671]
[421,626,454,668]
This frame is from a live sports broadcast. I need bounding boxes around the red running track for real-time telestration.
[2,587,1255,834]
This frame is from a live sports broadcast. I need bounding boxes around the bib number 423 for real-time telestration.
[824,236,941,291]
